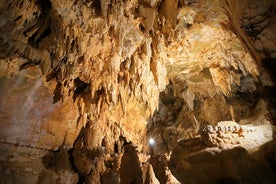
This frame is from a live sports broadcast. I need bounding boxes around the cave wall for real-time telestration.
[225,0,276,65]
[0,0,275,183]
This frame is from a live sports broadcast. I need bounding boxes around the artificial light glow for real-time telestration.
[149,138,155,146]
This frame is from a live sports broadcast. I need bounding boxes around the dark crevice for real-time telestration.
[27,0,52,47]
[215,177,241,184]
[35,0,52,10]
[114,141,119,153]
[262,58,276,125]
[46,70,57,82]
[139,23,146,32]
[53,82,63,103]
[70,40,75,52]
[68,149,78,172]
[19,59,41,70]
[262,58,276,82]
[91,88,105,104]
[92,0,102,16]
[14,15,22,22]
[73,78,89,101]
[28,24,51,47]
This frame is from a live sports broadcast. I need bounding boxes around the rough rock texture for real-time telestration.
[200,120,273,150]
[169,140,276,184]
[0,0,275,183]
[225,0,276,72]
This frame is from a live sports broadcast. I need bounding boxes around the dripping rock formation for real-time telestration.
[0,0,275,183]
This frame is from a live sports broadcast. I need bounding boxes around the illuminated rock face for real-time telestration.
[0,0,275,183]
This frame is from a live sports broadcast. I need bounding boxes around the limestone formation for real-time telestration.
[0,0,275,183]
[200,121,273,150]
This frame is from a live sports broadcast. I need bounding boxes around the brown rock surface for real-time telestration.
[0,0,275,183]
[169,140,276,184]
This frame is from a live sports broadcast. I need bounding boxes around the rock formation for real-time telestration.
[0,0,275,183]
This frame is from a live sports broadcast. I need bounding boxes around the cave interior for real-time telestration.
[0,0,276,183]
